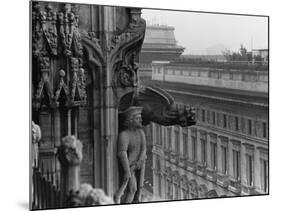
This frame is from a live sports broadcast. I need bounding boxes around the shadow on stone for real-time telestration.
[17,201,29,210]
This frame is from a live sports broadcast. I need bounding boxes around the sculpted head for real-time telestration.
[122,106,143,129]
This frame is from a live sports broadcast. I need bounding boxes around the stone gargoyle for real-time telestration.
[119,86,196,127]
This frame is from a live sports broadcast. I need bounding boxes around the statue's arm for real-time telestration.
[138,130,147,162]
[117,132,131,176]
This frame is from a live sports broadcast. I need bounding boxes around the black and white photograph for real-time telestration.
[29,0,269,210]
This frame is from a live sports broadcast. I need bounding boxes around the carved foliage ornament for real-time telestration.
[57,4,83,57]
[54,58,87,107]
[32,3,83,58]
[69,58,87,106]
[32,3,86,109]
[111,8,146,89]
[57,135,83,166]
[32,3,58,56]
[34,57,53,109]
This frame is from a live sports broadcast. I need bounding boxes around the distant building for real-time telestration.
[140,24,185,63]
[252,49,269,64]
[139,24,184,80]
[179,54,227,62]
[143,61,268,200]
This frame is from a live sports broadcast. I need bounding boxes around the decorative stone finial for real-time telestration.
[32,121,41,143]
[70,184,113,206]
[58,135,83,166]
[59,69,66,78]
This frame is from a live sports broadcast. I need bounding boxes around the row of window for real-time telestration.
[156,172,206,200]
[152,68,268,82]
[198,108,268,139]
[154,125,268,192]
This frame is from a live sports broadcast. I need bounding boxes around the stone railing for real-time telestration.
[152,63,268,93]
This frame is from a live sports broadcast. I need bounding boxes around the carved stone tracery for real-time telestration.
[110,8,146,90]
[34,57,53,109]
[32,3,86,109]
[57,4,83,57]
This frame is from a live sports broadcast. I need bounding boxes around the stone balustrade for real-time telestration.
[152,63,268,92]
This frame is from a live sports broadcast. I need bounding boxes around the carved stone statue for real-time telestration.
[114,106,147,204]
[119,86,197,127]
[57,136,114,207]
[70,183,114,206]
[57,135,83,195]
[31,121,41,167]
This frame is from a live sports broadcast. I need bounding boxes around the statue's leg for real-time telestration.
[124,172,137,203]
[114,178,129,204]
[133,163,146,203]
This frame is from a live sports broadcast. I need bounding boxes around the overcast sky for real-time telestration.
[142,9,268,55]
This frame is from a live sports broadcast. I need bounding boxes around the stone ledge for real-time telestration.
[206,168,217,182]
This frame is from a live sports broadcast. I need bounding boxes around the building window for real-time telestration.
[210,142,217,169]
[235,117,239,131]
[183,133,188,156]
[233,150,241,180]
[192,137,197,161]
[262,122,267,138]
[200,131,207,165]
[167,127,172,150]
[223,114,227,128]
[156,125,162,145]
[212,112,216,125]
[175,130,180,153]
[158,174,162,197]
[207,111,210,124]
[260,159,268,192]
[221,145,228,175]
[181,187,188,199]
[246,154,254,186]
[168,180,173,199]
[174,183,180,200]
[191,129,197,161]
[163,128,167,149]
[201,109,205,122]
[248,119,252,134]
[201,139,207,165]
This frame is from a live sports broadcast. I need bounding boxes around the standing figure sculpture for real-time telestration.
[114,106,147,204]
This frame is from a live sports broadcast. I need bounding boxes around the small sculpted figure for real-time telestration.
[114,106,146,204]
[31,121,41,167]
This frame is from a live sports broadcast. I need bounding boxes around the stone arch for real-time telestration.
[172,170,180,184]
[188,179,198,199]
[164,167,173,199]
[181,175,189,187]
[165,166,172,177]
[172,171,180,200]
[207,189,219,198]
[180,175,189,199]
[198,184,208,198]
[156,157,162,173]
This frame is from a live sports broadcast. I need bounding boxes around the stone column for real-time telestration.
[171,126,175,152]
[217,136,222,173]
[179,127,183,155]
[228,141,234,177]
[187,127,193,161]
[206,133,212,168]
[57,135,83,205]
[67,109,71,136]
[54,109,61,147]
[241,143,247,186]
[196,130,202,164]
[254,149,261,192]
[152,123,156,146]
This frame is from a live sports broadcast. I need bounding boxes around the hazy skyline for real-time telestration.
[142,9,268,54]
